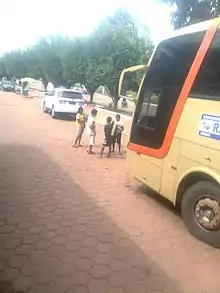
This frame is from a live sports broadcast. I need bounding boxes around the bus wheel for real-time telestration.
[181,181,220,247]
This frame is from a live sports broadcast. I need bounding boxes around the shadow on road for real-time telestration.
[0,144,182,293]
[140,185,181,216]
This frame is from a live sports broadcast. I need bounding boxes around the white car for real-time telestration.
[43,88,85,118]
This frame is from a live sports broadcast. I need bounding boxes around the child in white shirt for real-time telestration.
[86,108,97,154]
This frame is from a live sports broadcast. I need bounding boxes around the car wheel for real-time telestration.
[51,107,58,119]
[43,102,48,113]
[181,181,220,247]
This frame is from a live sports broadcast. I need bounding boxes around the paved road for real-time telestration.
[90,93,135,114]
[31,91,135,115]
[0,92,219,293]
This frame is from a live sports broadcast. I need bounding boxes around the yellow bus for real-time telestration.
[119,18,220,247]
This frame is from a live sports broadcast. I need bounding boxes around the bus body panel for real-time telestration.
[174,158,220,203]
[127,19,220,159]
[180,140,220,171]
[159,138,181,202]
[175,98,220,151]
[126,149,162,192]
[170,97,220,202]
[123,19,220,200]
[120,18,220,247]
[127,97,220,204]
[127,138,181,203]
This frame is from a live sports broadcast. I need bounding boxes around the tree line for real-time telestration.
[164,0,220,29]
[1,2,214,109]
[0,10,154,109]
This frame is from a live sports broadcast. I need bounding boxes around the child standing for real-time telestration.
[86,108,98,154]
[112,114,124,155]
[100,116,114,158]
[73,107,85,147]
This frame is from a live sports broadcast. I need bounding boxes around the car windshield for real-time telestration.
[61,91,83,100]
[3,81,12,85]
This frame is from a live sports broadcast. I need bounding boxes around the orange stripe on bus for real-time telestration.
[128,20,220,159]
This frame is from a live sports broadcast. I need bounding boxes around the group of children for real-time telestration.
[73,107,124,158]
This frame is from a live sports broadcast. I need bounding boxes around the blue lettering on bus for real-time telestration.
[199,114,220,141]
[213,122,220,134]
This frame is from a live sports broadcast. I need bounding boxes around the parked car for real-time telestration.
[1,80,15,92]
[43,88,85,118]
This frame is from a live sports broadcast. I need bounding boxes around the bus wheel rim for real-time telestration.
[194,196,220,231]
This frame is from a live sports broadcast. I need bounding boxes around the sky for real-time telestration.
[0,0,174,54]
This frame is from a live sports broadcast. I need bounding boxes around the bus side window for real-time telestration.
[191,30,220,99]
[137,90,160,129]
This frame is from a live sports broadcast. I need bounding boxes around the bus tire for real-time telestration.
[181,181,220,247]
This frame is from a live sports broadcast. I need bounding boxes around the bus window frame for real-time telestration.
[128,18,220,159]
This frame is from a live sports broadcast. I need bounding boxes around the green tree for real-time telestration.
[0,60,6,79]
[81,37,108,103]
[165,0,220,29]
[61,38,87,92]
[60,39,78,89]
[62,37,104,102]
[26,47,49,91]
[93,9,154,109]
[35,37,69,88]
[3,50,27,78]
[0,10,153,106]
